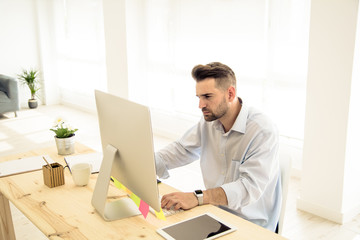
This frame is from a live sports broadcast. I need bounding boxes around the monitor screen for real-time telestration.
[92,90,161,220]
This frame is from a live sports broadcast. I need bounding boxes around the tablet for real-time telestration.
[157,213,237,240]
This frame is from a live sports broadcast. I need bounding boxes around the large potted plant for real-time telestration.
[17,69,40,109]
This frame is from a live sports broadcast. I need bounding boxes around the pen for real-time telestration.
[42,156,51,167]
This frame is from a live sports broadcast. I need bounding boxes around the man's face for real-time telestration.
[196,78,229,122]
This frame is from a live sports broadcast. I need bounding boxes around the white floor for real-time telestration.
[1,105,360,240]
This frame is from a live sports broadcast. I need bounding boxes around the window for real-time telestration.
[53,0,107,109]
[126,0,310,140]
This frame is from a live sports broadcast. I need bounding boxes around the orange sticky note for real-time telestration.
[113,178,132,195]
[125,187,132,195]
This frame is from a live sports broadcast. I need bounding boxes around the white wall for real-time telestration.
[298,0,360,223]
[35,0,60,105]
[343,1,360,217]
[102,0,129,99]
[0,0,42,108]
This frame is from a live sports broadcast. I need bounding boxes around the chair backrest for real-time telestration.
[0,74,19,116]
[278,154,292,235]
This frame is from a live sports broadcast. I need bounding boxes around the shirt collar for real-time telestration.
[231,103,247,134]
[213,98,247,134]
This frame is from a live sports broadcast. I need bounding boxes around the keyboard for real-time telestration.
[162,207,184,216]
[149,195,184,217]
[150,206,184,217]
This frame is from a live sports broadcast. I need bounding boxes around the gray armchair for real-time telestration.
[0,74,20,117]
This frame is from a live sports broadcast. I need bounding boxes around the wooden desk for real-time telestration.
[0,143,286,240]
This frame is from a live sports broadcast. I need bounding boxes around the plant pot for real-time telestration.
[54,135,75,155]
[28,99,38,109]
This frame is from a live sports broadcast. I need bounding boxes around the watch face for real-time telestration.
[195,190,203,195]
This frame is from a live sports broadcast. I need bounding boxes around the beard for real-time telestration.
[202,96,229,122]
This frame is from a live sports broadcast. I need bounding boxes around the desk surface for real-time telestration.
[0,143,286,240]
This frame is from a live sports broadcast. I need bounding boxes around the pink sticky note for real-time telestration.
[139,200,149,218]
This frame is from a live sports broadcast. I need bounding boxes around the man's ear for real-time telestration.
[227,86,236,101]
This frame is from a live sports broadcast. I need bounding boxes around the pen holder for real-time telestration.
[42,163,65,188]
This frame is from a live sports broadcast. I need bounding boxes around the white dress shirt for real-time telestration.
[155,103,281,231]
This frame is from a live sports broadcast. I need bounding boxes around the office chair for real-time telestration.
[0,74,19,117]
[277,153,292,235]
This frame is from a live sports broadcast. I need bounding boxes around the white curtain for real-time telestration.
[52,0,107,110]
[126,0,310,140]
[49,0,310,140]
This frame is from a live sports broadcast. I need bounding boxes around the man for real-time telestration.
[155,62,281,231]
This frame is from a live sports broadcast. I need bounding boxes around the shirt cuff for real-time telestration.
[221,180,248,210]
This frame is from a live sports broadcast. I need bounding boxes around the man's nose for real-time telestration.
[199,99,206,109]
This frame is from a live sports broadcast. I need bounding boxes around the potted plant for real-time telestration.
[17,69,40,109]
[50,118,78,155]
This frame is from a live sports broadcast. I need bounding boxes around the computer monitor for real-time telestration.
[91,89,161,221]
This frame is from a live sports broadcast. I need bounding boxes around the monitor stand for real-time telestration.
[91,144,141,221]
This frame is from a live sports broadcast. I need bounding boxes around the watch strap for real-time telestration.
[194,189,203,206]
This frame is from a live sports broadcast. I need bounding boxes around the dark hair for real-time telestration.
[191,62,236,90]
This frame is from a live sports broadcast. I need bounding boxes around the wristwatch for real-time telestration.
[194,190,204,206]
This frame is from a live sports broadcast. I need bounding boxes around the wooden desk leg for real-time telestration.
[0,192,16,240]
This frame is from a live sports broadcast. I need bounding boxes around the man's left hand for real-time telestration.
[161,192,198,210]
